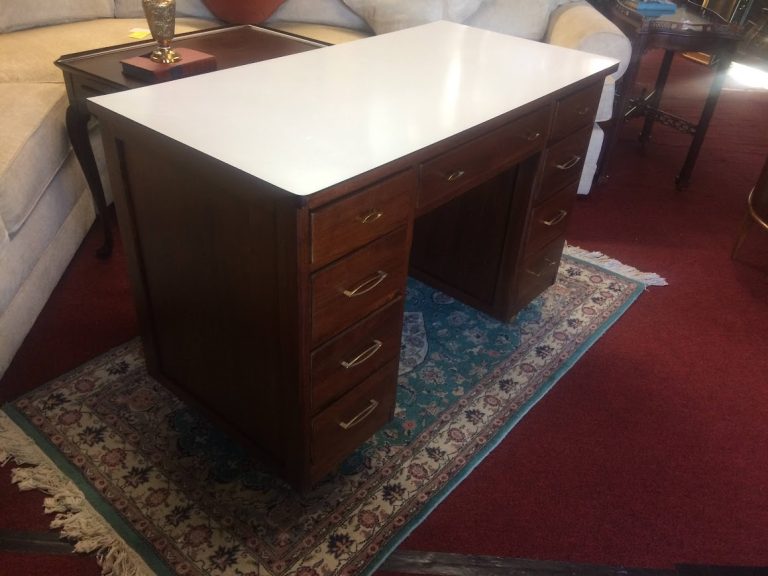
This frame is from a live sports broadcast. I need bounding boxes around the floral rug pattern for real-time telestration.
[1,253,647,576]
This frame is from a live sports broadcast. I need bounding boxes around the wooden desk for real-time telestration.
[88,21,617,490]
[604,0,743,189]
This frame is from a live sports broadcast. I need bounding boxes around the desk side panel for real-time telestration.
[97,114,304,468]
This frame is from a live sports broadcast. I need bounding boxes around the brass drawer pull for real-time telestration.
[446,170,466,182]
[357,209,384,224]
[525,131,542,142]
[340,339,383,369]
[555,155,582,170]
[339,399,379,430]
[541,210,568,227]
[526,258,557,277]
[342,270,388,297]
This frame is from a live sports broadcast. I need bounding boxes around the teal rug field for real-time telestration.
[0,246,665,576]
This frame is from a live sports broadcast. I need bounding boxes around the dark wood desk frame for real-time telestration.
[604,0,742,189]
[88,28,617,489]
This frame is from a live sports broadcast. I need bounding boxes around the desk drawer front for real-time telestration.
[550,81,602,142]
[311,226,409,345]
[537,124,593,202]
[311,298,403,412]
[517,238,565,308]
[527,181,577,254]
[418,107,549,211]
[311,170,416,269]
[311,359,398,478]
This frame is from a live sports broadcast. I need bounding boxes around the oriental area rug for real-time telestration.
[0,246,665,576]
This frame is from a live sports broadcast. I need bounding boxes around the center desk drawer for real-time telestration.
[418,107,549,211]
[311,169,416,269]
[311,226,409,346]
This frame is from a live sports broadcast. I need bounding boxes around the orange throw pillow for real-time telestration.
[202,0,285,23]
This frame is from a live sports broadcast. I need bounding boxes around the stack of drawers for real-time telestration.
[515,80,603,308]
[307,169,416,481]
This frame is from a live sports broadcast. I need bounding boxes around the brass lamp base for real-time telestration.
[150,47,181,64]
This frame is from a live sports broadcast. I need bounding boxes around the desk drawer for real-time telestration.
[311,298,403,412]
[527,181,577,255]
[516,238,565,309]
[311,359,398,478]
[311,169,416,269]
[550,81,602,142]
[311,226,409,345]
[537,124,593,203]
[418,107,549,211]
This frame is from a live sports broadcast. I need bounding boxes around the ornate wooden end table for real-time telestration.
[604,0,743,189]
[55,25,324,257]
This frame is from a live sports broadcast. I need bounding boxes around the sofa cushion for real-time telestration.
[0,17,219,84]
[115,0,214,18]
[341,0,482,34]
[0,0,114,33]
[546,1,631,79]
[266,0,371,32]
[466,0,571,41]
[0,84,70,236]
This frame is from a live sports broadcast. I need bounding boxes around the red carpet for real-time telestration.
[2,49,768,573]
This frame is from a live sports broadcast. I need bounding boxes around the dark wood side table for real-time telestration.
[603,0,743,189]
[55,25,324,257]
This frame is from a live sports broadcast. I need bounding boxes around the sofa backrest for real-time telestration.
[1,0,114,33]
[0,0,214,33]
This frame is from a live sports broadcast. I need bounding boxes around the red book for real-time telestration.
[121,47,217,83]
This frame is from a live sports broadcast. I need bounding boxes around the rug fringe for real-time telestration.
[564,244,668,286]
[0,409,153,576]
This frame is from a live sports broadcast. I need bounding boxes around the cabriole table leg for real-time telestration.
[65,104,113,258]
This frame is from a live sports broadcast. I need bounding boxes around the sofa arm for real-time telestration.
[545,1,631,81]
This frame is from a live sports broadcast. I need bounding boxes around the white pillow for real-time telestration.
[342,0,482,35]
[267,0,372,32]
[0,0,114,33]
[466,0,570,41]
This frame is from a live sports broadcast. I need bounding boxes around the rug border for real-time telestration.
[1,398,172,576]
[360,250,650,575]
[0,251,655,576]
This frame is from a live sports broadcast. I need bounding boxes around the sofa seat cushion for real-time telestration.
[0,17,219,83]
[266,22,371,44]
[0,83,70,236]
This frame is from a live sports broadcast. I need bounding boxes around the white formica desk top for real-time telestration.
[89,21,617,196]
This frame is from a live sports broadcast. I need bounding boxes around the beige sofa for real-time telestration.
[0,0,630,381]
